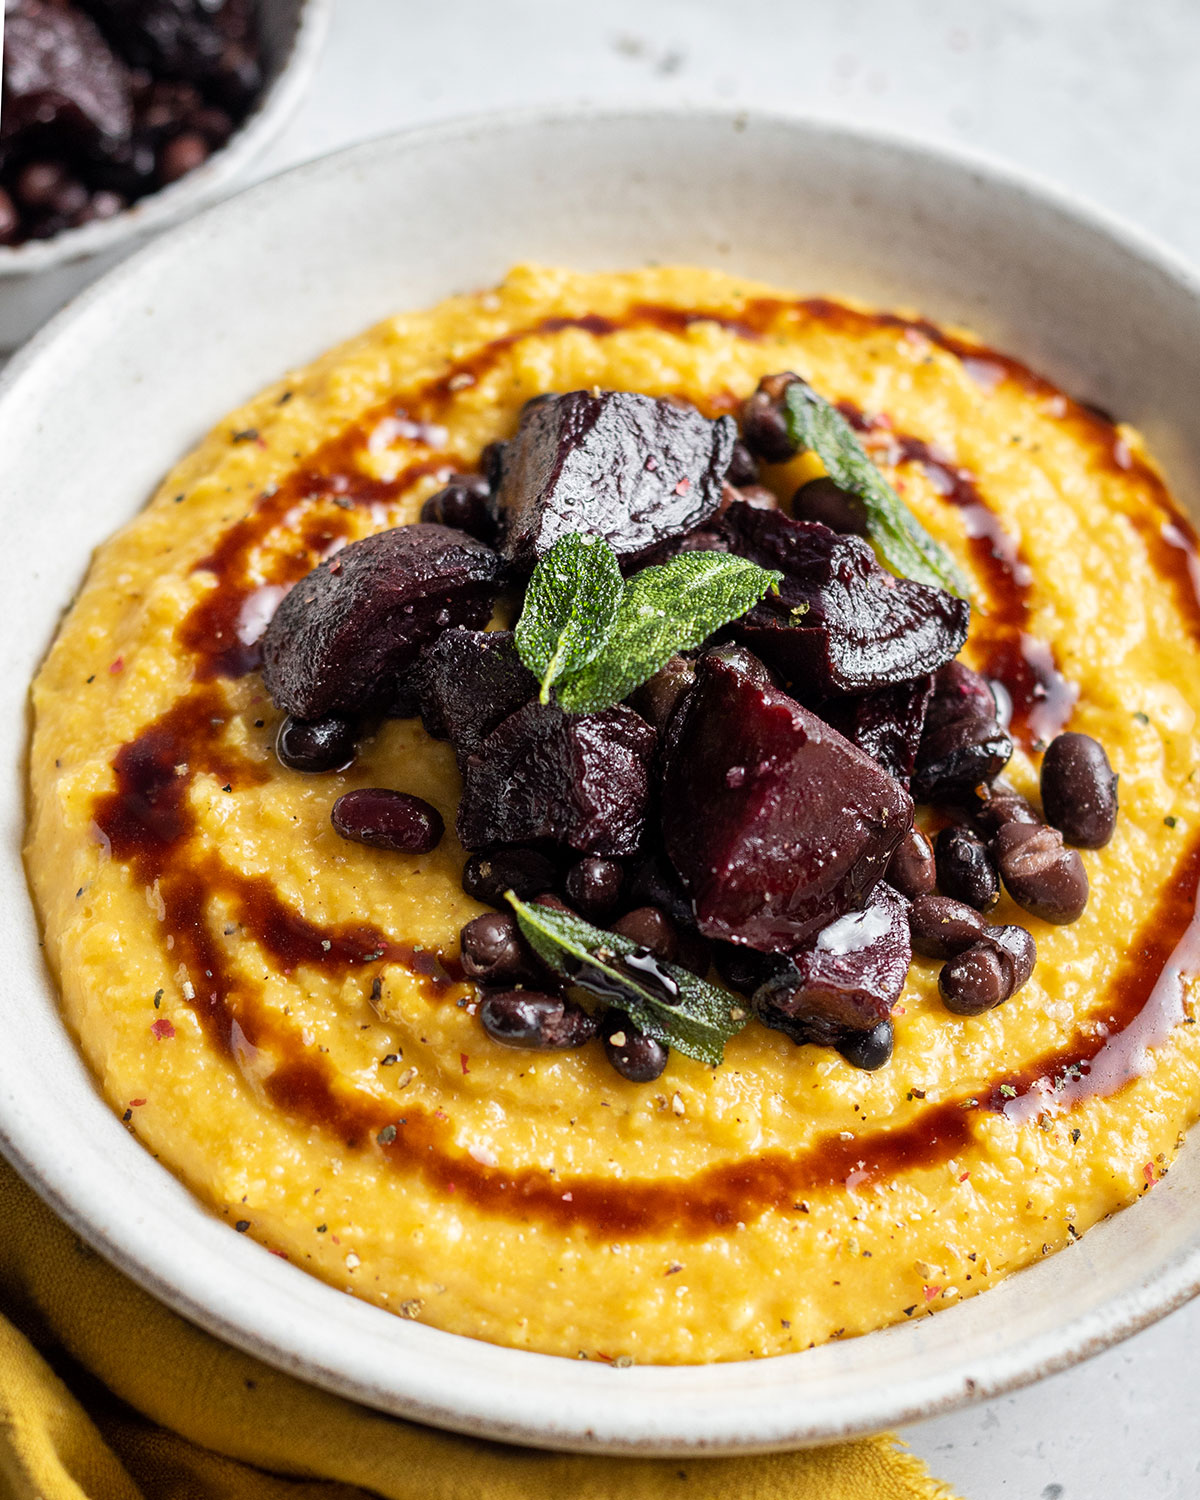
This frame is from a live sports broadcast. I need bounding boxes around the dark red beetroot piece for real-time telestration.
[492,390,736,564]
[911,660,1013,804]
[262,524,501,720]
[417,628,536,763]
[822,675,933,787]
[721,503,968,696]
[2,1,264,243]
[457,701,656,857]
[661,645,913,953]
[3,2,132,150]
[80,0,263,111]
[753,883,911,1046]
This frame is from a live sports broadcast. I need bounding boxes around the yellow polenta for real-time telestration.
[26,265,1200,1363]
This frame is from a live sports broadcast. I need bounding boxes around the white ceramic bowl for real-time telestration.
[2,108,1200,1455]
[0,0,330,350]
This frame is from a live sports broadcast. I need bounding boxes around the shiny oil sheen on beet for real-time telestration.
[661,644,913,953]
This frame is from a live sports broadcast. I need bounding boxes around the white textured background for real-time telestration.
[38,2,1200,1495]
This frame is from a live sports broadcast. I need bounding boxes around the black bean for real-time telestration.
[726,439,760,487]
[461,847,558,907]
[626,852,695,928]
[613,905,680,961]
[629,654,695,731]
[908,894,986,958]
[532,891,573,913]
[672,928,713,978]
[1040,732,1118,849]
[886,827,936,899]
[331,788,443,853]
[714,941,784,996]
[191,106,235,146]
[935,825,1000,912]
[419,473,496,542]
[989,923,1037,993]
[459,913,531,983]
[15,161,68,209]
[939,942,1009,1016]
[275,713,356,772]
[480,440,507,488]
[0,188,18,245]
[158,131,210,185]
[75,189,126,225]
[52,178,89,221]
[601,1010,669,1082]
[837,1019,894,1071]
[791,477,869,536]
[973,778,1041,838]
[995,821,1089,924]
[479,991,597,1050]
[564,857,624,918]
[740,373,800,463]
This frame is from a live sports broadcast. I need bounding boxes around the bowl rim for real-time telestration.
[0,0,332,276]
[4,102,1200,1455]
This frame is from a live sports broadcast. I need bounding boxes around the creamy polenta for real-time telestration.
[26,265,1200,1363]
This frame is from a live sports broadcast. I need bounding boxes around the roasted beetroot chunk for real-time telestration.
[753,883,911,1046]
[417,628,536,762]
[493,390,736,565]
[722,503,969,696]
[2,1,133,150]
[911,660,1013,804]
[823,675,934,786]
[261,524,501,720]
[457,701,656,856]
[661,645,913,953]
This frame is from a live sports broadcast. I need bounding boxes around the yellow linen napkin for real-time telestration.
[0,1161,963,1500]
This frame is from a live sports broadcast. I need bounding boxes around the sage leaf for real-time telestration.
[783,379,971,599]
[514,531,624,704]
[555,551,781,715]
[506,893,747,1066]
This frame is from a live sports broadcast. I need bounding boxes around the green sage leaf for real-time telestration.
[783,380,971,599]
[514,531,624,704]
[555,551,781,714]
[506,893,747,1066]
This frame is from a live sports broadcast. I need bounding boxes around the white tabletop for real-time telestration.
[55,2,1200,1494]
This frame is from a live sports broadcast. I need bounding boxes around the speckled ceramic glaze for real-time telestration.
[2,110,1199,1453]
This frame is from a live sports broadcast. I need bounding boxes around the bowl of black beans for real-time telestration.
[0,0,329,348]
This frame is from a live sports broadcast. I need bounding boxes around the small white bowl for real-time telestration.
[2,108,1200,1455]
[0,0,330,349]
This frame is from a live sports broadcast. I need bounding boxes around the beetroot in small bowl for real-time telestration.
[0,0,329,347]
